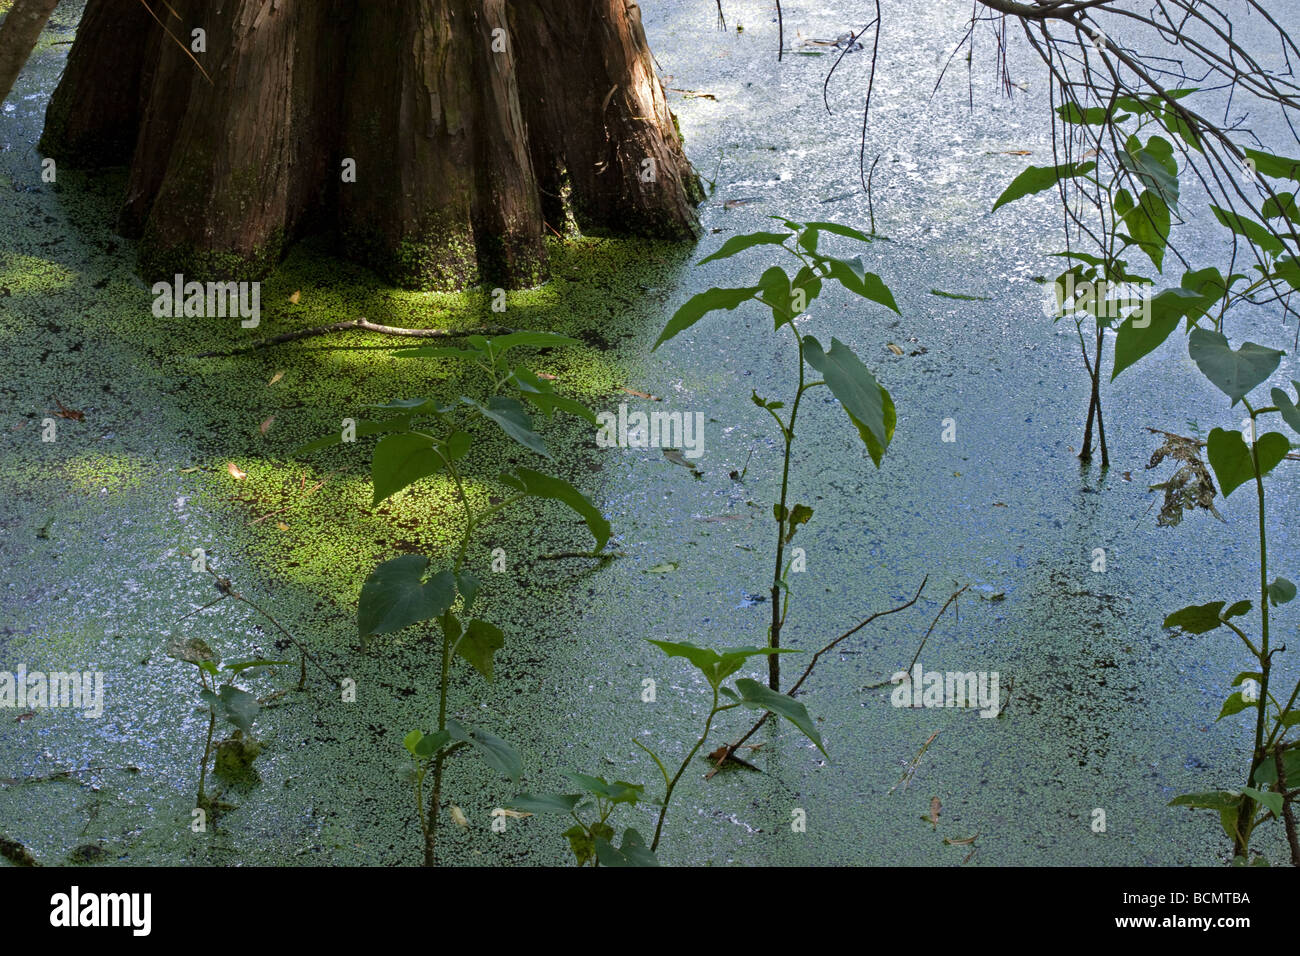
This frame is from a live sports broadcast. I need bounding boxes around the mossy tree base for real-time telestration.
[40,0,702,291]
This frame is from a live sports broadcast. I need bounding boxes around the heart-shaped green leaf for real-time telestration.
[593,828,659,867]
[823,257,899,312]
[1218,691,1257,720]
[1188,329,1284,405]
[371,432,443,505]
[758,266,794,326]
[1112,287,1203,380]
[729,678,827,757]
[217,685,259,734]
[697,231,790,265]
[992,161,1096,212]
[404,728,450,759]
[1272,386,1300,435]
[506,792,583,814]
[462,396,550,458]
[1268,576,1296,606]
[497,468,610,551]
[1163,601,1228,634]
[456,618,505,681]
[646,640,794,688]
[357,555,457,637]
[1207,428,1254,497]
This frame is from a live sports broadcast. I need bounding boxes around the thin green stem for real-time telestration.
[414,766,428,845]
[1235,402,1271,857]
[197,707,215,809]
[441,457,475,574]
[651,686,721,852]
[1221,619,1263,658]
[768,325,807,690]
[424,616,454,866]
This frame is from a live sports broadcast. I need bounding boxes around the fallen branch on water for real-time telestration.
[0,765,119,787]
[172,566,339,691]
[193,319,519,358]
[706,575,930,779]
[534,550,626,561]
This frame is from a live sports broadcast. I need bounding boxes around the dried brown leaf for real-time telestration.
[1145,435,1222,526]
[53,399,84,421]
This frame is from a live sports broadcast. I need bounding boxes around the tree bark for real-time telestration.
[510,0,706,239]
[0,0,61,105]
[39,0,702,290]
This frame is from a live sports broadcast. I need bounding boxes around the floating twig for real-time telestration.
[706,576,929,778]
[889,730,941,795]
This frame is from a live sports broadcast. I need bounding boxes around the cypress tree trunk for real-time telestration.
[40,0,702,290]
[0,0,62,105]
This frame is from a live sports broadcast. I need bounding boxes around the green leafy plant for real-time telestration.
[509,773,657,867]
[991,78,1300,864]
[511,640,822,863]
[995,92,1208,467]
[502,220,921,864]
[653,218,898,694]
[996,85,1300,470]
[166,636,287,813]
[300,331,608,866]
[650,219,927,784]
[1163,364,1299,865]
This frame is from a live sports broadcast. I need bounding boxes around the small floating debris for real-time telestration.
[51,398,84,421]
[796,32,863,52]
[621,386,660,401]
[663,449,701,474]
[666,87,717,100]
[922,796,941,829]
